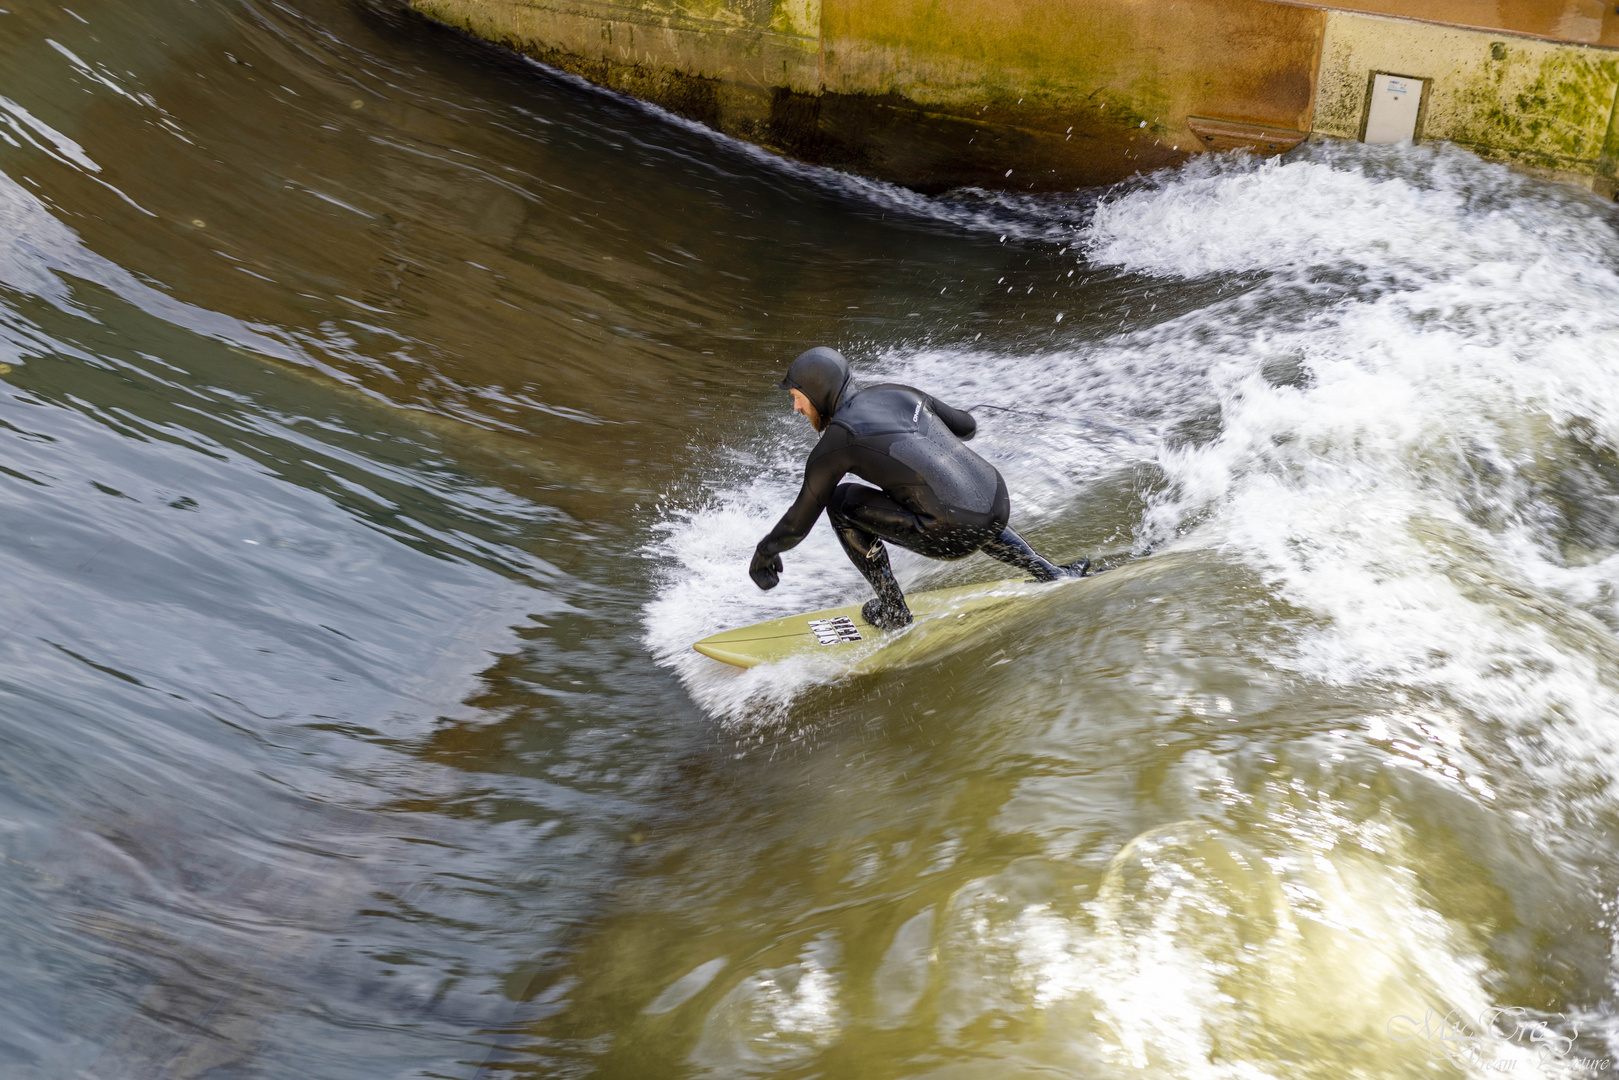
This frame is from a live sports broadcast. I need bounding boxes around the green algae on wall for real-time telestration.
[409,0,825,156]
[409,0,823,88]
[409,0,1326,193]
[1315,10,1619,180]
[812,0,1325,189]
[1446,44,1619,169]
[407,0,1619,194]
[821,0,1323,128]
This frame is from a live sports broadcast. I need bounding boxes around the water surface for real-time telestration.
[2,1,1619,1077]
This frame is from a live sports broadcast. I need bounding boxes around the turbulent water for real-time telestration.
[3,1,1619,1077]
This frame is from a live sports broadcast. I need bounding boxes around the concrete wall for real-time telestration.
[409,0,1619,195]
[411,0,1326,190]
[1293,0,1619,49]
[408,0,823,136]
[1314,9,1619,188]
[816,0,1323,188]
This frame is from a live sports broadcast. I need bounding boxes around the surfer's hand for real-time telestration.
[749,548,782,590]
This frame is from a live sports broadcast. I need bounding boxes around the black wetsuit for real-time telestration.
[749,348,1085,627]
[756,383,1010,562]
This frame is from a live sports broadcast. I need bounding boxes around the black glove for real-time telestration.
[749,547,783,590]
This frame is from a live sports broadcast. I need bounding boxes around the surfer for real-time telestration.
[749,347,1088,630]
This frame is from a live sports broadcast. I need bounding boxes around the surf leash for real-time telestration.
[969,403,1137,440]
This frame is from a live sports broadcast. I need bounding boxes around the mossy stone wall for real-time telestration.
[1316,10,1619,187]
[409,0,1619,194]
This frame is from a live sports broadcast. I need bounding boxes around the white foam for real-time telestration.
[687,934,844,1076]
[1075,148,1619,809]
[649,143,1619,818]
[644,148,1619,1066]
[643,462,855,723]
[927,784,1589,1077]
[640,358,1146,724]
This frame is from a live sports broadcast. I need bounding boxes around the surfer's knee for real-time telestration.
[827,482,861,524]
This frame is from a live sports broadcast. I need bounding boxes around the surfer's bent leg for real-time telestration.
[827,485,915,630]
[981,527,1090,581]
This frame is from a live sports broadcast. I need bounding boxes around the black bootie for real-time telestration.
[857,544,913,630]
[983,527,1087,582]
[830,517,913,630]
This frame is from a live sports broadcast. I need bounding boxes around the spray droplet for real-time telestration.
[350,99,363,109]
[191,219,205,228]
[0,363,12,375]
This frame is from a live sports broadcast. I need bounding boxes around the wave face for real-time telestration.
[2,0,1618,1075]
[641,146,1619,1076]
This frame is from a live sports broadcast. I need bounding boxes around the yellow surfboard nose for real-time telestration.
[693,640,766,668]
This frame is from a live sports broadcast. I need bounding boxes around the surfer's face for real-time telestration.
[790,388,824,431]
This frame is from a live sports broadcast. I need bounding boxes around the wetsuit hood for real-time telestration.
[780,347,854,419]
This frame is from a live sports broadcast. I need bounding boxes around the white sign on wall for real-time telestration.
[1364,72,1426,143]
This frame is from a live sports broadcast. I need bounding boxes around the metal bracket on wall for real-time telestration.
[1185,117,1308,154]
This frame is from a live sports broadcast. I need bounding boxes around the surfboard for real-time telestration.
[693,576,1090,672]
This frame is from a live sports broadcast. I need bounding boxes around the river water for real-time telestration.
[3,1,1619,1077]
